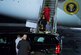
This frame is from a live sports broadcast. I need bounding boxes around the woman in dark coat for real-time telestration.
[38,15,47,31]
[17,34,31,55]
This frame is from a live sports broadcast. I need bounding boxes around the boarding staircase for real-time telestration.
[37,0,58,34]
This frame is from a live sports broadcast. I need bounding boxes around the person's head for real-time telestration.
[22,34,27,40]
[17,35,20,37]
[16,34,22,39]
[47,21,51,25]
[47,21,49,24]
[42,15,45,19]
[45,4,49,7]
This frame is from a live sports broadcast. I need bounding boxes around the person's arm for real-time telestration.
[17,41,21,49]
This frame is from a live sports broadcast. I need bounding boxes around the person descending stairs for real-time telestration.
[37,0,58,34]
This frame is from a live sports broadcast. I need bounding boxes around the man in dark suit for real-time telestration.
[17,34,31,55]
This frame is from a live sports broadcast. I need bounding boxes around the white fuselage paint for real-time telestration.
[0,0,81,27]
[57,8,81,27]
[0,0,43,20]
